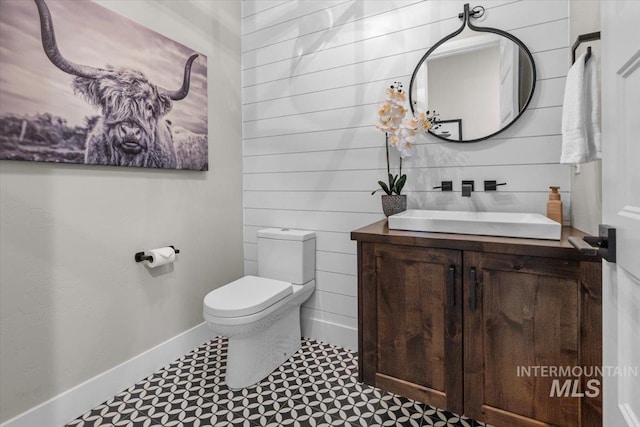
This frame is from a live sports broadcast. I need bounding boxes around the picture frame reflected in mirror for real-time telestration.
[434,119,463,142]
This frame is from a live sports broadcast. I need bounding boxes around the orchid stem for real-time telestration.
[385,133,390,178]
[385,133,392,194]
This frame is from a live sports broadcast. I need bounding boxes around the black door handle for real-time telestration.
[470,267,478,311]
[447,265,456,307]
[568,224,616,263]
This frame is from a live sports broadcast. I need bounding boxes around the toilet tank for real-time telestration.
[257,228,316,284]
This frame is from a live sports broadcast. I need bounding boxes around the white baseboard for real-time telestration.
[3,317,356,427]
[1,322,215,427]
[301,311,357,352]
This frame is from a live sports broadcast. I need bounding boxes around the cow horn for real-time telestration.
[34,0,103,79]
[160,54,199,101]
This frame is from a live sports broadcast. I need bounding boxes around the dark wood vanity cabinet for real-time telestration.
[359,243,464,414]
[463,251,602,427]
[353,221,602,427]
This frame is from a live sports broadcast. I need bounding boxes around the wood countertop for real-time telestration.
[351,219,601,262]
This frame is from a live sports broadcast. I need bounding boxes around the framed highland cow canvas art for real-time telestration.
[0,0,208,170]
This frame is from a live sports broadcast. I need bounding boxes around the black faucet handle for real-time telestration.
[484,180,507,191]
[433,181,453,191]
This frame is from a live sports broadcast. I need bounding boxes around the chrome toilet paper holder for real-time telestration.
[135,246,180,263]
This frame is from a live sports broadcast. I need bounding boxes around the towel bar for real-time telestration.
[572,31,601,64]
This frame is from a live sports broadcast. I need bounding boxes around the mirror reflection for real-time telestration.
[410,30,535,142]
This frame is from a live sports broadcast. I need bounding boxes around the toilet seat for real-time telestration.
[203,275,292,318]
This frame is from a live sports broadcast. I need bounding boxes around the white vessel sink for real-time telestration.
[388,209,562,240]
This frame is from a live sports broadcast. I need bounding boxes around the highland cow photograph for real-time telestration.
[0,0,208,171]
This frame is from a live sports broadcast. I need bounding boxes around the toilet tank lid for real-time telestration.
[257,228,315,241]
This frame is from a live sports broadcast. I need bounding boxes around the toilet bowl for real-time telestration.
[203,228,315,389]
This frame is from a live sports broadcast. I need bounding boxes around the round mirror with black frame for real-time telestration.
[409,3,536,143]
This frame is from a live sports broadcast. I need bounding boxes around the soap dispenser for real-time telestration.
[547,186,563,224]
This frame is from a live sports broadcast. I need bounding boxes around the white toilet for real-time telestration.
[203,228,316,389]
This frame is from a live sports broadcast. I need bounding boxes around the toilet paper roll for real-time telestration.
[146,247,176,268]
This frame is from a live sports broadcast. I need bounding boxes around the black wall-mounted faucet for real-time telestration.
[484,180,507,191]
[433,181,453,192]
[462,180,474,197]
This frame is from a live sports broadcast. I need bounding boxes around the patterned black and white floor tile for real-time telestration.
[66,337,488,427]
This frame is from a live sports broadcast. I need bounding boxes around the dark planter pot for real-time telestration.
[381,195,407,217]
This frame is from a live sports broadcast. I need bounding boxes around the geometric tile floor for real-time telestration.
[67,337,489,427]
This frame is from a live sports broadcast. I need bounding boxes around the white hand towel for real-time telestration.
[560,51,601,164]
[585,52,601,159]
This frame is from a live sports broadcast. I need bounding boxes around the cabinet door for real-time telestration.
[359,243,463,414]
[464,251,602,427]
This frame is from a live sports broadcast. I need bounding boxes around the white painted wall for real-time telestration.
[569,0,602,234]
[0,0,242,423]
[242,0,571,350]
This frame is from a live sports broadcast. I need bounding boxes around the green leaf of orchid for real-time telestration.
[395,175,407,194]
[378,180,391,195]
[390,174,400,192]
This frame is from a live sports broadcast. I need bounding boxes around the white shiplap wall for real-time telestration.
[241,0,570,350]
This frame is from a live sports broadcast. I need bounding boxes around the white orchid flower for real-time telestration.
[376,97,407,134]
[413,111,438,135]
[400,145,416,158]
[394,131,416,156]
[372,81,423,197]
